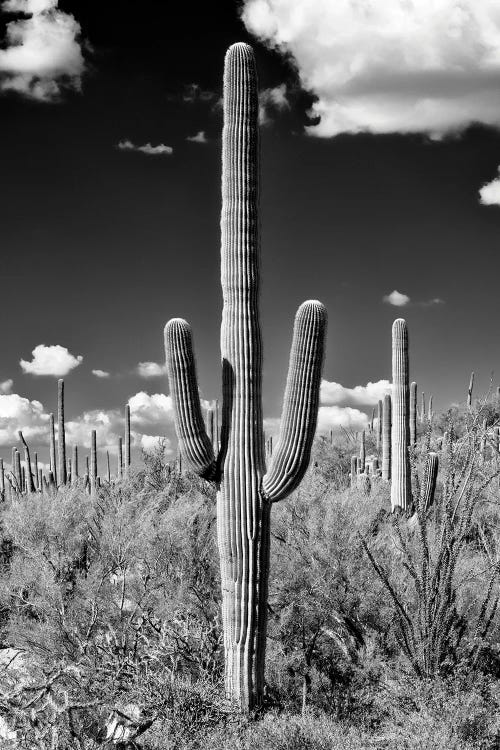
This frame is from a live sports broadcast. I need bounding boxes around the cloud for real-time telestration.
[0,380,13,394]
[20,344,83,376]
[0,0,85,101]
[140,434,172,454]
[242,0,500,138]
[479,168,500,206]
[136,361,167,378]
[128,391,173,431]
[92,369,110,378]
[182,83,215,103]
[317,405,368,433]
[0,393,49,446]
[420,297,445,307]
[383,290,410,307]
[116,140,173,156]
[321,379,391,408]
[186,130,208,144]
[259,84,290,124]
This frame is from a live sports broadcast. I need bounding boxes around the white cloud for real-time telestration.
[259,84,289,124]
[479,167,500,206]
[0,393,49,446]
[136,361,167,378]
[317,405,368,433]
[242,0,500,138]
[92,369,110,378]
[186,130,208,144]
[0,0,85,101]
[140,434,172,454]
[321,379,391,408]
[20,344,83,376]
[383,290,410,307]
[420,297,445,307]
[128,391,173,431]
[117,140,173,156]
[0,380,13,394]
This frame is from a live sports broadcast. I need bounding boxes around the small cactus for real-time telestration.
[72,445,78,485]
[467,372,474,408]
[391,319,411,511]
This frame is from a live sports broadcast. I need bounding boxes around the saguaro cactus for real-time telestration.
[72,445,78,485]
[350,455,358,486]
[391,319,411,511]
[125,404,131,476]
[117,437,123,479]
[18,431,35,493]
[467,372,474,409]
[49,413,57,486]
[90,430,97,496]
[410,381,417,446]
[58,379,67,486]
[164,43,326,711]
[359,430,366,473]
[377,400,383,451]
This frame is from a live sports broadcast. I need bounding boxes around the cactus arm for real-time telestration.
[262,301,326,503]
[164,318,216,480]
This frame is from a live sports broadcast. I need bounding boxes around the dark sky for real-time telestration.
[1,0,500,467]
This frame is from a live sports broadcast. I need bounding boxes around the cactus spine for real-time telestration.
[391,319,411,511]
[410,381,417,446]
[164,43,326,711]
[57,378,66,486]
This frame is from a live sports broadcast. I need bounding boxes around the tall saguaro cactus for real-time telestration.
[125,404,131,476]
[410,381,417,446]
[90,430,97,496]
[164,43,326,712]
[391,319,411,511]
[382,394,391,481]
[57,379,67,486]
[49,413,57,486]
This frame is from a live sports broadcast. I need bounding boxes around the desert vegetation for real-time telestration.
[1,41,500,750]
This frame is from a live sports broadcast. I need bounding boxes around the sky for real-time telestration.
[1,0,500,472]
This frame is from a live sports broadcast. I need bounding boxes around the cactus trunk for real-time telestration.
[165,43,326,712]
[49,413,57,486]
[390,319,411,511]
[72,445,78,485]
[125,404,131,476]
[57,379,67,486]
[90,430,97,496]
[410,382,417,446]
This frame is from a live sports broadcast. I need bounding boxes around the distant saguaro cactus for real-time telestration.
[382,395,392,481]
[350,455,358,487]
[410,381,417,446]
[428,395,434,422]
[420,391,425,424]
[377,399,383,450]
[359,430,366,473]
[58,379,67,486]
[117,437,123,480]
[467,372,474,409]
[90,430,97,496]
[72,445,78,485]
[164,43,326,711]
[18,431,35,493]
[391,319,411,511]
[49,413,57,486]
[421,452,438,511]
[125,404,131,476]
